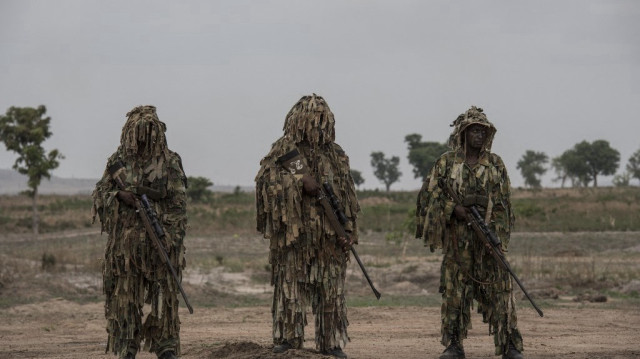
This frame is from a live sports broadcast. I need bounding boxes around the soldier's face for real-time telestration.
[140,120,160,143]
[465,124,487,150]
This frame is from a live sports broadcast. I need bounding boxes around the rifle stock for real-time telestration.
[440,179,543,317]
[277,149,381,300]
[319,183,381,300]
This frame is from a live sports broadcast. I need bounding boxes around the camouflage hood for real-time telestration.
[448,106,497,154]
[283,94,335,145]
[119,105,169,160]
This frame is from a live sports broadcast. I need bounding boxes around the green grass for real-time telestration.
[3,186,640,235]
[512,187,640,231]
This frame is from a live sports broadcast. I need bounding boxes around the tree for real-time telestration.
[404,133,449,180]
[516,150,548,189]
[350,169,364,189]
[186,176,213,202]
[0,105,63,236]
[626,149,640,185]
[553,148,590,187]
[550,156,568,188]
[612,172,630,187]
[370,151,401,192]
[554,140,620,188]
[573,140,620,187]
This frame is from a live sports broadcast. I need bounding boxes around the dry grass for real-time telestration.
[1,188,640,309]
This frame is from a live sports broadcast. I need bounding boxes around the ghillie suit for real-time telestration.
[92,106,188,358]
[255,94,360,351]
[416,106,523,356]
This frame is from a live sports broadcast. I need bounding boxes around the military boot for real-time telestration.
[322,346,348,358]
[439,334,465,359]
[273,340,294,353]
[157,350,178,359]
[502,341,523,359]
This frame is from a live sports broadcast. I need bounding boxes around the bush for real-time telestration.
[41,252,56,271]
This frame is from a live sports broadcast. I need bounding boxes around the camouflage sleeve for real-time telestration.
[255,142,305,247]
[163,153,188,248]
[334,145,360,243]
[415,178,429,239]
[91,153,121,234]
[489,154,514,251]
[420,154,456,252]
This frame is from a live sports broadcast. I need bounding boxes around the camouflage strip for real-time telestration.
[256,95,359,351]
[92,106,187,357]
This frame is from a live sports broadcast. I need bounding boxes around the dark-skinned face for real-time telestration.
[465,124,488,151]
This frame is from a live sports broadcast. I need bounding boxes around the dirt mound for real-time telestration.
[197,341,331,359]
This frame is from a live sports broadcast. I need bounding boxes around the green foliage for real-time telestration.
[41,252,56,271]
[0,105,64,195]
[186,176,213,202]
[0,105,64,236]
[553,140,620,188]
[516,150,548,188]
[578,140,620,187]
[217,191,254,205]
[356,189,417,202]
[357,203,409,232]
[350,169,365,188]
[512,187,640,232]
[370,151,402,192]
[553,148,590,187]
[513,200,545,218]
[404,134,449,180]
[46,197,93,211]
[626,148,640,185]
[550,156,570,188]
[613,172,630,187]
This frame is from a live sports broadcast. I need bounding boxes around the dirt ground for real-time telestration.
[1,298,639,359]
[2,228,640,358]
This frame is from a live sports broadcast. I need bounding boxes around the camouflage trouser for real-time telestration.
[104,261,181,357]
[440,233,523,356]
[271,249,349,351]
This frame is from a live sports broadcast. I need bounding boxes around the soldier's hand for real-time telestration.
[337,235,354,253]
[117,190,137,207]
[301,174,320,196]
[454,204,469,221]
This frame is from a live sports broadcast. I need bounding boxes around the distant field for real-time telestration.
[1,186,639,309]
[1,186,639,235]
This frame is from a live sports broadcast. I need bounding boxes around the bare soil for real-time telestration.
[1,228,640,358]
[1,298,639,359]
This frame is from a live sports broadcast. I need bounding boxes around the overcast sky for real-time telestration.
[1,1,639,190]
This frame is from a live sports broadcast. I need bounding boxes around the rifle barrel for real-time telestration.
[440,179,543,317]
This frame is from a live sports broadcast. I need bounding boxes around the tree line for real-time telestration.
[2,105,637,239]
[516,140,640,189]
[365,134,638,191]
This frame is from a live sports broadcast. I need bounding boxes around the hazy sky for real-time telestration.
[1,1,639,190]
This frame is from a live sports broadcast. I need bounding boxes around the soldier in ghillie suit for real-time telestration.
[255,94,360,358]
[416,106,524,359]
[92,106,188,359]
